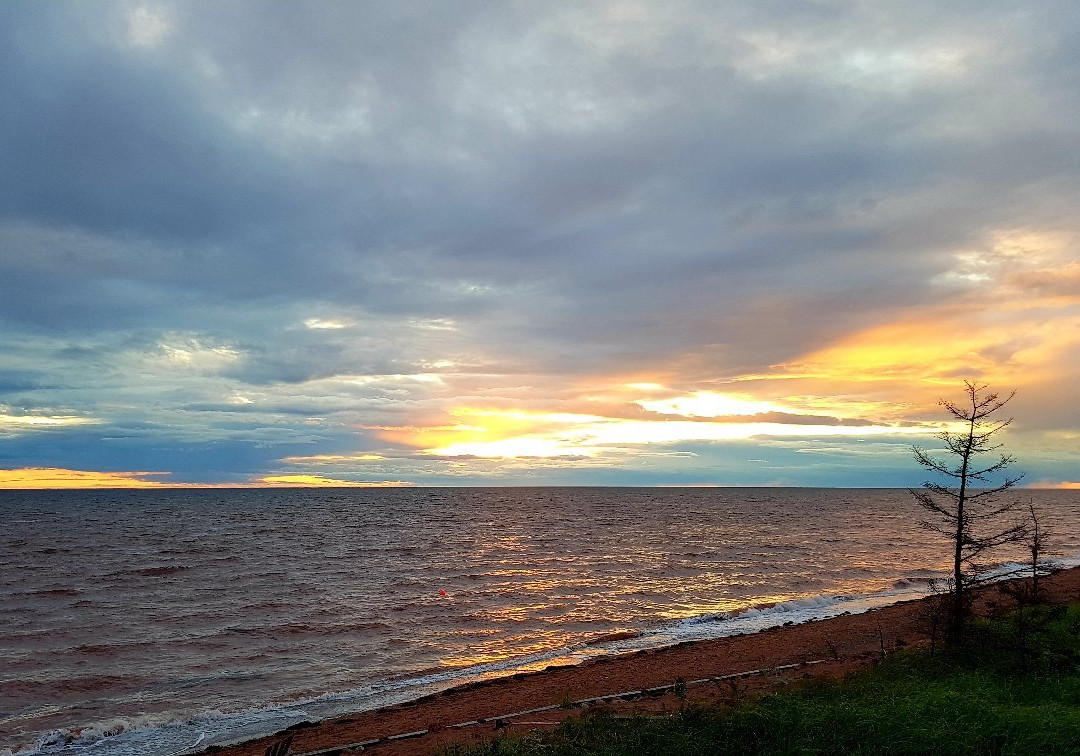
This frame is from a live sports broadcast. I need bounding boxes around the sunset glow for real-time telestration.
[1,3,1077,486]
[7,8,1080,756]
[0,468,173,489]
[0,468,414,489]
[393,405,943,461]
[1034,481,1080,490]
[256,475,413,487]
[637,392,787,418]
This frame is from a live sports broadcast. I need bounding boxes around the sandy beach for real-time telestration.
[205,566,1080,756]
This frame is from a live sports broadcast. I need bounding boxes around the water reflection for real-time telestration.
[1,487,1077,753]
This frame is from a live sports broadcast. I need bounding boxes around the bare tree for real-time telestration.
[994,502,1057,673]
[1025,501,1051,599]
[911,381,1026,644]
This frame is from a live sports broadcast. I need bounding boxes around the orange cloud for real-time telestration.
[780,313,1008,385]
[772,307,1080,417]
[1029,480,1080,490]
[0,468,174,489]
[256,475,413,487]
[768,228,1080,410]
[0,468,415,489]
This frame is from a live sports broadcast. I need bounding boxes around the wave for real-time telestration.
[105,565,194,578]
[2,712,209,756]
[1,675,147,701]
[219,621,392,639]
[890,576,937,590]
[13,555,1079,756]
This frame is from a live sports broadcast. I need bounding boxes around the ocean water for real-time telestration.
[2,487,1078,755]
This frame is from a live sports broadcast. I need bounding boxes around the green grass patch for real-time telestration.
[445,603,1080,755]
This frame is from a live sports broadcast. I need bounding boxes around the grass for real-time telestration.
[444,602,1080,755]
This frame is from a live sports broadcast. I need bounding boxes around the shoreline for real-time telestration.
[205,565,1080,756]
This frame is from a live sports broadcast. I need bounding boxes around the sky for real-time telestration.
[1,1,1078,488]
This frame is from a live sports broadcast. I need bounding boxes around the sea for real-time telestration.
[3,487,1078,755]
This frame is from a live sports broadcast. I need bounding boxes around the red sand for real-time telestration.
[207,567,1080,756]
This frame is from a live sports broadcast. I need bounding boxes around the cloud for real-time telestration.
[281,454,387,464]
[0,467,173,488]
[0,467,415,489]
[0,408,98,436]
[637,392,786,418]
[256,475,412,487]
[1028,480,1080,490]
[383,403,940,461]
[1,2,1078,484]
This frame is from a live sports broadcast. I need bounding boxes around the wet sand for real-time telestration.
[207,566,1080,756]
